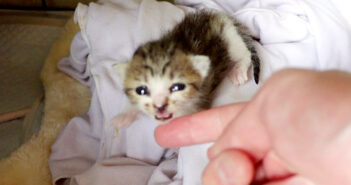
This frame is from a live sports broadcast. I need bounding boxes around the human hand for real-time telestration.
[155,69,351,185]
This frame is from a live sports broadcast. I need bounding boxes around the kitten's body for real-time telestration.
[113,11,260,126]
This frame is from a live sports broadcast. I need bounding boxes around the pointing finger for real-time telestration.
[208,102,270,160]
[155,102,247,147]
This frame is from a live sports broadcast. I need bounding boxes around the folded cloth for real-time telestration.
[50,1,189,184]
[176,0,351,76]
[50,0,351,185]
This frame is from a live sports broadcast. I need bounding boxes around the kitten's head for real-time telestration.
[114,46,210,123]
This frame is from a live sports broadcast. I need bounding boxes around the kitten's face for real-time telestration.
[114,50,210,123]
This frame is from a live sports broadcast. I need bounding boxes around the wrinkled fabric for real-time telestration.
[49,0,351,184]
[51,1,187,184]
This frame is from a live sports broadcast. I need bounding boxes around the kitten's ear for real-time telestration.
[189,55,210,79]
[113,62,128,83]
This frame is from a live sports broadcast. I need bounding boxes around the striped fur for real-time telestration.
[114,10,260,122]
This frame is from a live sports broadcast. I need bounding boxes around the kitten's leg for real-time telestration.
[219,15,252,86]
[229,64,250,86]
[111,104,140,128]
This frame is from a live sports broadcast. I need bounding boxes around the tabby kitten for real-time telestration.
[113,10,260,126]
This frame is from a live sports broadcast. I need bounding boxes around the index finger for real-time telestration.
[154,102,247,147]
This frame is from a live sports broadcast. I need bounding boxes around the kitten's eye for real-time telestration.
[170,83,186,92]
[135,86,149,95]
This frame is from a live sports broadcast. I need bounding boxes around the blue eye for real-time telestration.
[135,86,149,95]
[170,83,186,92]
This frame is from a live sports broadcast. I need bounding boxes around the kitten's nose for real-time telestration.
[154,103,168,112]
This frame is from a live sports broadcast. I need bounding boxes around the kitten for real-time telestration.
[113,10,260,127]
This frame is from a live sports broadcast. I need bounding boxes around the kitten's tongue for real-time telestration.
[155,113,173,121]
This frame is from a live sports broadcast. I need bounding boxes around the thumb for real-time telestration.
[202,149,254,185]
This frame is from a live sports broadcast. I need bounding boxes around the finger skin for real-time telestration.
[208,99,270,160]
[262,151,292,181]
[155,103,246,147]
[205,70,308,160]
[211,69,351,185]
[203,149,254,185]
[157,69,351,185]
[263,176,315,185]
[260,69,351,185]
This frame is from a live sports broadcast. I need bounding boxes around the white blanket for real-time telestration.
[49,0,351,185]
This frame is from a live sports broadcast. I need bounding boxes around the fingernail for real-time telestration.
[217,156,237,185]
[213,151,253,185]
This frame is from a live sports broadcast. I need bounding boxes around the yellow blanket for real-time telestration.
[0,18,90,185]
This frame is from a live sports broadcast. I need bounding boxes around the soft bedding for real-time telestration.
[49,0,351,185]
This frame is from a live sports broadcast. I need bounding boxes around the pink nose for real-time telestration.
[153,104,168,112]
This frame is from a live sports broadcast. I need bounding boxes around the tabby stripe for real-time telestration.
[143,65,154,76]
[162,61,171,75]
[125,88,133,95]
[189,83,199,91]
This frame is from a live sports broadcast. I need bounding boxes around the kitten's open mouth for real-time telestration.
[155,113,173,121]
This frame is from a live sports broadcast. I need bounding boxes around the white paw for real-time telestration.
[111,111,140,128]
[229,65,249,86]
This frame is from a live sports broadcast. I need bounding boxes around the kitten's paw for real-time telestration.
[229,65,249,86]
[111,111,140,128]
